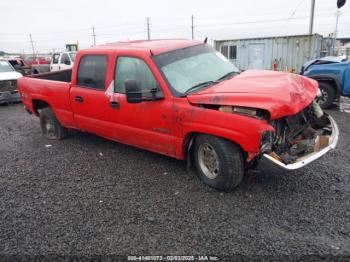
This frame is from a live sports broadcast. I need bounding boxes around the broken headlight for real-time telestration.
[219,106,269,119]
[260,130,274,154]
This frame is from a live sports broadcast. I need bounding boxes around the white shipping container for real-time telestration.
[214,34,324,72]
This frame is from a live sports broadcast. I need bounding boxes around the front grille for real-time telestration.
[0,80,18,92]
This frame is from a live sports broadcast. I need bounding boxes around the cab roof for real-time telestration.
[91,39,203,55]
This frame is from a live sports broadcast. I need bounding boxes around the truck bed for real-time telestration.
[30,69,72,82]
[18,69,76,128]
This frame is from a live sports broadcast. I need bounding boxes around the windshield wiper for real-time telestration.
[217,71,239,81]
[185,81,218,94]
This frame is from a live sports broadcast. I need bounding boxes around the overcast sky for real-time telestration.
[0,0,349,53]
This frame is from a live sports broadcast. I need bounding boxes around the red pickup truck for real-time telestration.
[18,39,339,191]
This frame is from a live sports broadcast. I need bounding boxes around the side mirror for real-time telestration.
[125,80,142,103]
[338,0,346,8]
[64,60,71,65]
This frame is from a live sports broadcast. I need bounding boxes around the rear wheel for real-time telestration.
[192,135,244,191]
[318,82,335,109]
[40,108,68,140]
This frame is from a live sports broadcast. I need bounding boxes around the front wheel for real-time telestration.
[192,135,244,191]
[318,82,335,109]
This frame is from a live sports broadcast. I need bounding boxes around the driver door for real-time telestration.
[107,55,176,157]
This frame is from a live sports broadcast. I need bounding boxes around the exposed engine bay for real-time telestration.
[260,101,333,165]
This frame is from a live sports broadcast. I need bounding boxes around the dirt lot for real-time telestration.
[0,103,349,260]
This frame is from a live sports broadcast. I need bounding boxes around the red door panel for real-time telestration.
[70,86,113,138]
[106,93,177,157]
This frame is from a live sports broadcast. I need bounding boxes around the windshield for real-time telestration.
[0,61,15,72]
[69,52,76,62]
[153,44,239,95]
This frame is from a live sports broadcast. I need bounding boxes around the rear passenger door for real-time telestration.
[70,54,113,138]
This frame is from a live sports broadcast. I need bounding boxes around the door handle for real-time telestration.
[110,101,120,109]
[75,95,84,103]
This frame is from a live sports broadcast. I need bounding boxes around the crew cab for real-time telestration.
[301,57,350,109]
[18,40,339,191]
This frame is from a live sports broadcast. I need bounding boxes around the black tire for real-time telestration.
[318,82,335,109]
[40,107,68,140]
[192,134,244,191]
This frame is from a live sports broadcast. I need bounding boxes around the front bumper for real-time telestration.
[259,115,339,172]
[0,90,21,104]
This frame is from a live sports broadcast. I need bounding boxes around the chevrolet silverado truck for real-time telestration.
[18,40,339,191]
[301,57,350,109]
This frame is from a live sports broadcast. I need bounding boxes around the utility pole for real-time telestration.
[309,0,315,35]
[92,26,96,46]
[333,10,341,55]
[308,0,316,59]
[146,17,151,40]
[191,15,194,40]
[29,34,38,64]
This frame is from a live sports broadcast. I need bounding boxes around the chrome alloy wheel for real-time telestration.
[197,143,220,179]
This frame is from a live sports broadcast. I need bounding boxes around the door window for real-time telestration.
[77,55,108,90]
[52,54,60,64]
[114,57,158,93]
[60,53,71,65]
[221,46,228,58]
[229,45,237,60]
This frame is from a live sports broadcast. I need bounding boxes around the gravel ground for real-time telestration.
[0,103,349,261]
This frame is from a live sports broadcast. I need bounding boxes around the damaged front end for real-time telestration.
[258,100,339,172]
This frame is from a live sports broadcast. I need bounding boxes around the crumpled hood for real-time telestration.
[186,70,318,119]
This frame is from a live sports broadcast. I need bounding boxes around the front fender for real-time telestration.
[306,73,342,97]
[174,105,274,159]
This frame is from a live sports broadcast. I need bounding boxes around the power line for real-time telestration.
[277,0,304,35]
[1,10,348,39]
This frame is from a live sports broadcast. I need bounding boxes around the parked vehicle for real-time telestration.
[7,58,32,75]
[22,55,49,66]
[23,54,51,75]
[0,60,22,104]
[301,56,350,109]
[18,40,338,191]
[50,52,76,72]
[30,52,76,74]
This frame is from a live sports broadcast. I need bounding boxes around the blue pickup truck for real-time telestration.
[301,57,350,109]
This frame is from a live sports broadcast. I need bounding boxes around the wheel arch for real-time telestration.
[308,74,341,99]
[32,98,51,116]
[182,131,248,165]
